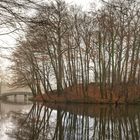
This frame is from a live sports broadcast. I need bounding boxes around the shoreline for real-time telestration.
[31,96,140,105]
[31,84,140,105]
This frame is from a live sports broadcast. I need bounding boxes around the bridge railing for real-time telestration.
[0,92,32,98]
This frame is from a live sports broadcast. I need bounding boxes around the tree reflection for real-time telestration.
[13,104,140,140]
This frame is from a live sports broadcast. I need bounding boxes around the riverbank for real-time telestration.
[33,84,140,104]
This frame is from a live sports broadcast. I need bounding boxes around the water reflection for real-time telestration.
[12,103,140,140]
[0,100,32,140]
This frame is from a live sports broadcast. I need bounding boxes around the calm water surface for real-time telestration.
[0,96,32,140]
[0,97,140,140]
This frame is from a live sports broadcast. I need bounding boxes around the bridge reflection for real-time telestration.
[0,100,32,116]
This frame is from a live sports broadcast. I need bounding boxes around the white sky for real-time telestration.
[0,0,101,73]
[0,0,101,50]
[65,0,101,10]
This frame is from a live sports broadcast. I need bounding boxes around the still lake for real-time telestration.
[0,96,140,140]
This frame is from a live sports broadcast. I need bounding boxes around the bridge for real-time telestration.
[0,92,33,100]
[1,99,32,105]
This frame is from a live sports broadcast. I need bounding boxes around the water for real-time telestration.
[0,98,140,140]
[0,97,32,140]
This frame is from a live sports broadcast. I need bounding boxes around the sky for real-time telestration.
[0,0,100,45]
[65,0,101,10]
[0,0,101,74]
[0,0,101,49]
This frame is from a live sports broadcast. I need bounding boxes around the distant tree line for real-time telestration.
[10,0,140,100]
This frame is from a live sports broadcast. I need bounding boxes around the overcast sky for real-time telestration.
[66,0,101,10]
[0,0,101,47]
[0,0,101,71]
